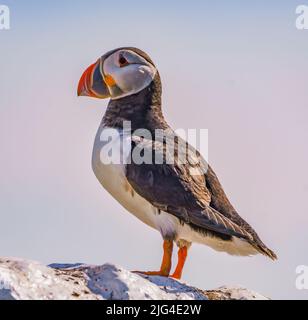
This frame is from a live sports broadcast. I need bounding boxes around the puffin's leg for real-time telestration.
[133,240,173,276]
[171,241,190,279]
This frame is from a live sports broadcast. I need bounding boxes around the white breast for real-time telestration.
[92,125,165,231]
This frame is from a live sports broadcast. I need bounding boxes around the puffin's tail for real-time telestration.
[251,240,277,260]
[259,245,277,260]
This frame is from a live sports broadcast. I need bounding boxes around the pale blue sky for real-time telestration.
[0,1,308,299]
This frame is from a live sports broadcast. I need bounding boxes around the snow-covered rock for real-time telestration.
[0,257,268,300]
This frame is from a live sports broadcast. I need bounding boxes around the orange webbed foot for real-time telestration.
[132,240,173,278]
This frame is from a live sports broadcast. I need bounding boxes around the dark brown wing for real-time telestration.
[126,136,254,241]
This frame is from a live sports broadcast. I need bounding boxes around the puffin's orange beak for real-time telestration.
[77,59,110,99]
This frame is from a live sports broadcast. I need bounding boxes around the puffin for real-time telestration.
[77,47,277,279]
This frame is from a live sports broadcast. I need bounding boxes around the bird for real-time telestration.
[77,47,277,280]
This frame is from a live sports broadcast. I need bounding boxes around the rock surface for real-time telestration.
[0,257,268,300]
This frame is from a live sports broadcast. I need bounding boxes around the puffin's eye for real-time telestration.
[119,55,128,67]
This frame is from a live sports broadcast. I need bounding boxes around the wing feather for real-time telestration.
[126,135,254,241]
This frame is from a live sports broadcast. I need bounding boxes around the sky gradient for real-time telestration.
[0,0,308,299]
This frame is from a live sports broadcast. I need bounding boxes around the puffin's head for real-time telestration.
[77,47,157,100]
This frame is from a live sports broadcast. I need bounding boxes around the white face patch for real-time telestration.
[102,50,157,99]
